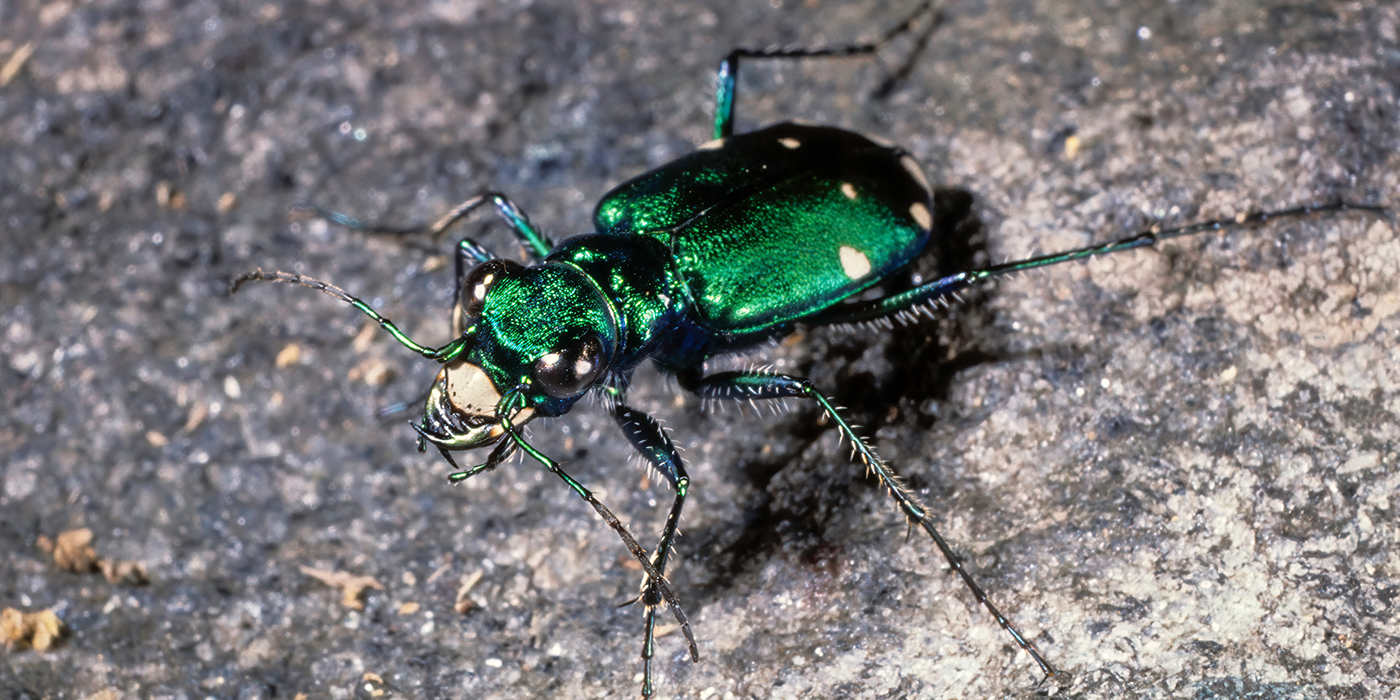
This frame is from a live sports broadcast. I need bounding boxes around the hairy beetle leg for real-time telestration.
[809,200,1388,327]
[683,369,1060,679]
[500,421,701,669]
[612,403,691,698]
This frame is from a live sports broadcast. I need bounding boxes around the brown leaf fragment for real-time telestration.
[275,343,302,368]
[359,673,388,698]
[0,608,22,646]
[53,528,100,573]
[0,42,36,86]
[2,608,65,651]
[101,559,150,586]
[300,565,384,610]
[46,529,149,585]
[454,569,484,614]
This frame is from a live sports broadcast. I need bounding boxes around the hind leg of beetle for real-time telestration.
[612,404,691,698]
[679,368,1059,679]
[807,200,1387,327]
[302,190,554,261]
[713,1,943,138]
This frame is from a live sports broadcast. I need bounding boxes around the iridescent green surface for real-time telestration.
[595,122,932,334]
[467,261,618,412]
[546,233,684,365]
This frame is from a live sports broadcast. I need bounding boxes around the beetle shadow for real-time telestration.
[682,186,1022,598]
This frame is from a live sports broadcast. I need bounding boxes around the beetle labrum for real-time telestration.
[233,3,1383,696]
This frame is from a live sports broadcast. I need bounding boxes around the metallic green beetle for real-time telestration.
[234,2,1381,696]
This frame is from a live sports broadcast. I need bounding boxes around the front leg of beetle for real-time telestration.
[489,401,700,679]
[430,191,553,260]
[682,369,1059,679]
[612,404,690,699]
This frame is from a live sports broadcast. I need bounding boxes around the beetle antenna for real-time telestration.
[231,268,456,361]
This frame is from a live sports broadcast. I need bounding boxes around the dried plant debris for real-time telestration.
[0,42,35,87]
[38,528,149,585]
[2,607,65,651]
[454,569,484,614]
[44,528,99,573]
[358,672,390,698]
[300,565,384,610]
[100,559,149,586]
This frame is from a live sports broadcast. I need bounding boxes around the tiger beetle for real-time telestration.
[233,2,1384,696]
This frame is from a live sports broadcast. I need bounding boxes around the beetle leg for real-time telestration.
[713,1,942,138]
[433,435,517,484]
[808,200,1387,327]
[498,423,701,672]
[298,190,554,260]
[612,404,691,698]
[682,369,1059,680]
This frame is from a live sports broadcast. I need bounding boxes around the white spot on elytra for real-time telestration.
[839,245,871,279]
[699,138,725,150]
[779,137,801,149]
[909,202,932,230]
[840,182,857,200]
[867,134,896,149]
[900,155,931,192]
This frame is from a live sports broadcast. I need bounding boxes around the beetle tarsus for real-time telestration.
[686,368,1060,677]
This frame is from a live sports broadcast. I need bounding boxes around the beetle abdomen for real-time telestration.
[594,123,933,333]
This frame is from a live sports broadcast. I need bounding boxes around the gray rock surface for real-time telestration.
[2,0,1397,698]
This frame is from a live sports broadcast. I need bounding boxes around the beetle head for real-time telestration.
[416,258,618,452]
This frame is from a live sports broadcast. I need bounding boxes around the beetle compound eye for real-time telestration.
[460,259,521,319]
[534,331,606,399]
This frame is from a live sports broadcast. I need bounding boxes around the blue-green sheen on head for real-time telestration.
[421,260,620,453]
[476,263,618,378]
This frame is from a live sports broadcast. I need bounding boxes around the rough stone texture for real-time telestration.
[2,1,1397,699]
